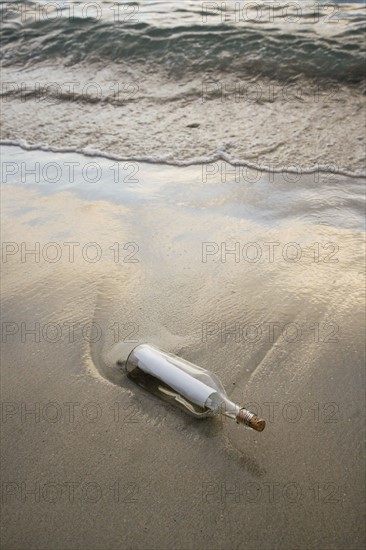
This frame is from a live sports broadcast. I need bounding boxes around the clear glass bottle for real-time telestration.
[118,343,265,432]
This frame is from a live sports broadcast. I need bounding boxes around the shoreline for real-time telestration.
[2,140,365,178]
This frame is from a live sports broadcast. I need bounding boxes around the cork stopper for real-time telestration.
[236,408,266,432]
[248,415,266,432]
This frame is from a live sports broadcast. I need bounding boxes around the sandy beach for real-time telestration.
[1,144,365,549]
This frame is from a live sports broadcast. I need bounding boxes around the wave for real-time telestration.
[2,138,365,178]
[1,15,365,84]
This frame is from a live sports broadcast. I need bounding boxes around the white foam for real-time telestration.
[1,138,365,179]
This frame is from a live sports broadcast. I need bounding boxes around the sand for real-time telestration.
[1,145,365,549]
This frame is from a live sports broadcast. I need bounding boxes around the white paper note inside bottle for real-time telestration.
[135,346,216,407]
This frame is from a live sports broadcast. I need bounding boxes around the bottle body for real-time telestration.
[124,343,265,431]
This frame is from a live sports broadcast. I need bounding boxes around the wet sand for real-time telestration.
[1,145,365,549]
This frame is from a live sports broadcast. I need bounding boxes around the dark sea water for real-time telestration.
[1,0,365,173]
[3,0,365,83]
[1,0,365,82]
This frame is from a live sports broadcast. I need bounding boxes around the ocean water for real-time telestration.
[1,0,365,173]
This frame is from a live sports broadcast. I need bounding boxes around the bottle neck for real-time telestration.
[205,392,265,432]
[220,396,242,420]
[205,392,241,419]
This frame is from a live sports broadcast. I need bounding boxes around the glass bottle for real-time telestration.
[118,343,265,432]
